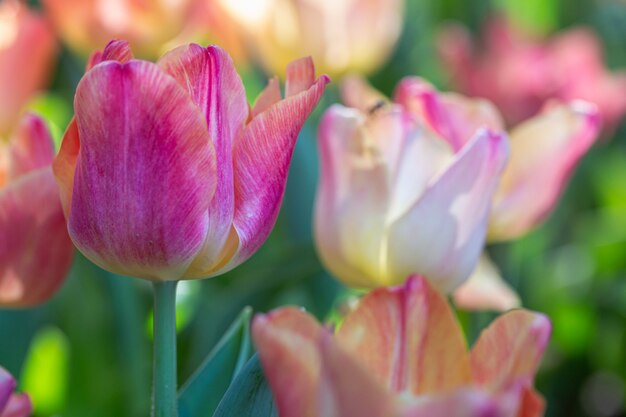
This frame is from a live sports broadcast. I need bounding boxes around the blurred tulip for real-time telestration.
[315,76,508,293]
[218,0,404,78]
[438,17,626,129]
[0,367,31,417]
[41,0,195,57]
[0,114,73,307]
[53,40,329,281]
[0,0,57,134]
[253,275,551,417]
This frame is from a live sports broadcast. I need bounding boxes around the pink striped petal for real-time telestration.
[65,60,216,280]
[317,332,394,417]
[6,114,55,182]
[394,77,504,151]
[224,59,329,272]
[158,44,248,277]
[0,168,73,307]
[252,77,281,117]
[471,310,551,391]
[285,57,316,97]
[252,308,325,417]
[86,39,134,70]
[1,394,32,417]
[385,130,509,293]
[489,101,600,241]
[337,276,472,395]
[453,254,521,312]
[0,368,15,411]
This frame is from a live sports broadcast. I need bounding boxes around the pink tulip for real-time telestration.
[253,275,551,417]
[438,17,626,129]
[0,367,31,417]
[0,0,57,134]
[315,76,508,293]
[0,114,73,307]
[53,40,329,281]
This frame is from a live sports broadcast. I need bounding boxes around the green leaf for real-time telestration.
[178,307,253,417]
[212,354,277,417]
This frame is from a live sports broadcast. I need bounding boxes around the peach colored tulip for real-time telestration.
[53,40,329,281]
[0,114,73,307]
[315,76,509,293]
[438,17,626,129]
[253,275,551,417]
[0,367,31,417]
[218,0,403,78]
[0,0,57,134]
[41,0,195,58]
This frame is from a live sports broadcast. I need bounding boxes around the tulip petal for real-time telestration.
[318,332,394,417]
[517,387,545,417]
[337,276,472,395]
[0,168,72,307]
[385,129,509,292]
[6,113,55,181]
[87,39,134,70]
[489,101,600,241]
[224,60,329,272]
[0,368,16,411]
[400,388,501,417]
[314,105,391,288]
[453,254,521,312]
[252,308,325,417]
[1,394,32,417]
[471,310,551,391]
[52,118,79,219]
[285,57,316,97]
[394,77,504,151]
[67,60,216,280]
[159,44,248,277]
[252,77,281,117]
[340,75,388,112]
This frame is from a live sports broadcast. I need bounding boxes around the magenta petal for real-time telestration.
[0,368,15,412]
[0,168,73,307]
[70,60,216,280]
[159,44,248,276]
[7,113,55,181]
[224,70,329,272]
[87,39,134,70]
[1,394,32,417]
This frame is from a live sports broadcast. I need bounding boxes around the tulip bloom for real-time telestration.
[0,0,57,134]
[438,17,626,129]
[218,0,403,78]
[315,77,509,293]
[0,114,73,307]
[41,0,195,57]
[253,275,551,417]
[53,40,329,281]
[0,367,31,417]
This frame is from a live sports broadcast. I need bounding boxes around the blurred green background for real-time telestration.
[3,0,626,416]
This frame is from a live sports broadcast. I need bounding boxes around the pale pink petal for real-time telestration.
[252,77,281,117]
[1,394,32,417]
[0,168,73,307]
[66,60,215,280]
[317,332,394,417]
[252,308,325,417]
[7,113,55,180]
[394,77,504,151]
[221,62,329,274]
[385,130,509,293]
[336,276,472,395]
[453,254,521,312]
[489,101,600,241]
[400,388,502,417]
[471,310,551,391]
[159,44,248,277]
[285,57,316,97]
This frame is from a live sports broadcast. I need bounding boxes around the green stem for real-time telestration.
[152,281,178,417]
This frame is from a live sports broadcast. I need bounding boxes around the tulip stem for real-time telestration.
[152,281,178,417]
